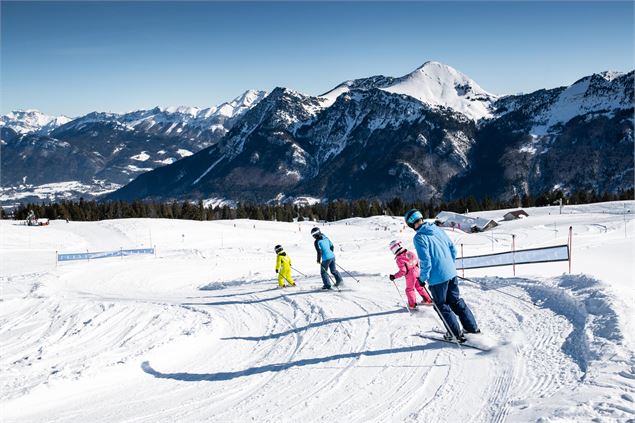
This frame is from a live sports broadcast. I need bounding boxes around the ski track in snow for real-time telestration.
[1,202,634,422]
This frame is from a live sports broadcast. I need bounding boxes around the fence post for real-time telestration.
[55,251,58,268]
[86,249,89,262]
[120,247,123,259]
[512,234,516,276]
[568,226,573,274]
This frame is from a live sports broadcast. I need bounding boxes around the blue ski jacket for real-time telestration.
[314,235,335,262]
[413,222,457,286]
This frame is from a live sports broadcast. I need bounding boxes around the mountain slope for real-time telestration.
[4,63,633,205]
[1,91,267,204]
[110,66,633,203]
[109,86,478,202]
[448,71,634,200]
[0,110,72,135]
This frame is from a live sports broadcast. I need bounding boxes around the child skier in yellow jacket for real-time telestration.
[275,245,295,288]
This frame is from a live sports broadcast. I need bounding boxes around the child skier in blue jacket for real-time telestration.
[311,227,343,290]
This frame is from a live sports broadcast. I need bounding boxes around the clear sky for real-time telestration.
[1,1,633,117]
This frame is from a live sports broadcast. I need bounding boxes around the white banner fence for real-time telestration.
[456,226,573,274]
[455,244,569,270]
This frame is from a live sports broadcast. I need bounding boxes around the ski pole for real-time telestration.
[457,276,537,307]
[291,265,308,277]
[391,278,412,315]
[422,283,464,354]
[336,262,360,283]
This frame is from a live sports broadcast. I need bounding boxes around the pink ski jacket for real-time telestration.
[393,250,420,283]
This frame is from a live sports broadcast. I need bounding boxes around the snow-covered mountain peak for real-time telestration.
[598,70,625,82]
[230,89,267,108]
[319,61,497,121]
[381,61,498,121]
[407,61,483,87]
[43,90,269,139]
[412,60,447,72]
[529,70,634,135]
[0,109,72,135]
[214,90,268,118]
[159,106,201,116]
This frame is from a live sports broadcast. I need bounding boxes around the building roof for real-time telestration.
[435,211,498,232]
[504,209,529,218]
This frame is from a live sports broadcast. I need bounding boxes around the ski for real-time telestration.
[322,287,353,293]
[414,334,489,352]
[313,288,354,293]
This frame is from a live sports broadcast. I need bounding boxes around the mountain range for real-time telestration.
[1,90,266,203]
[2,62,633,205]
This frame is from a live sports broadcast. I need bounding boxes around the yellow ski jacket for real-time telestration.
[276,253,292,272]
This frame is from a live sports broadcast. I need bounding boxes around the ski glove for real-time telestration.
[316,259,321,264]
[417,278,425,287]
[389,274,395,281]
[275,269,279,273]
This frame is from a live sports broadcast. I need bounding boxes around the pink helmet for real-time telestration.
[389,240,404,255]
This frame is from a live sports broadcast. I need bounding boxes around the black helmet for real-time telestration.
[311,227,321,239]
[274,245,284,254]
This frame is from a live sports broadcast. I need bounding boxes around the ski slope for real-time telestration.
[1,202,634,422]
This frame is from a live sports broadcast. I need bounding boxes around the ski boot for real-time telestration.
[443,331,467,343]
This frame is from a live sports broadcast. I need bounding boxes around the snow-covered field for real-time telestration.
[1,202,634,422]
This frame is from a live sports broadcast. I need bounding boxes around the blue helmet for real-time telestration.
[404,209,423,228]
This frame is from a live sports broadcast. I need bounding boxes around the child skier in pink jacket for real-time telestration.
[388,240,433,309]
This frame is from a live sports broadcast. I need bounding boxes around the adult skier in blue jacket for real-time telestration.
[405,209,479,342]
[311,227,343,290]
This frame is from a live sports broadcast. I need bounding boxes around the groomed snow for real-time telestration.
[1,201,633,422]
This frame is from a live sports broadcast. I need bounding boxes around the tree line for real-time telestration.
[5,188,633,223]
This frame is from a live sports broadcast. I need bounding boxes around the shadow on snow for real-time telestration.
[141,343,448,382]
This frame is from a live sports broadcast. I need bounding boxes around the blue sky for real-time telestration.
[2,1,633,116]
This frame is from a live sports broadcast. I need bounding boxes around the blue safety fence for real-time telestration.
[57,247,155,262]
